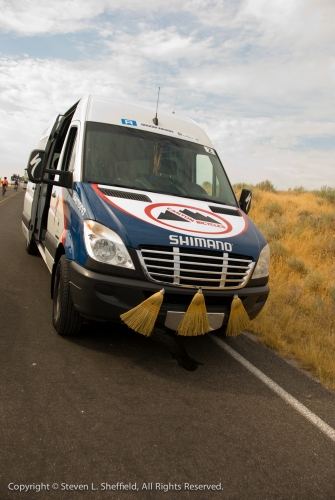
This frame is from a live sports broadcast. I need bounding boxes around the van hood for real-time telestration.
[81,183,266,261]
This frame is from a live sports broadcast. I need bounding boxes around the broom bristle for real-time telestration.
[226,294,250,336]
[177,289,210,336]
[120,289,164,336]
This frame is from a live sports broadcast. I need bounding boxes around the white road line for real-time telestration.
[209,334,335,444]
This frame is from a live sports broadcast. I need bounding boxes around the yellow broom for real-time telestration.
[177,288,211,336]
[226,294,250,336]
[120,289,165,336]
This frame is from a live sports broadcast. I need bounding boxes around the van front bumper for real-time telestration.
[68,260,269,327]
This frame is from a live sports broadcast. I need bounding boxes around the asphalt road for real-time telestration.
[1,187,335,500]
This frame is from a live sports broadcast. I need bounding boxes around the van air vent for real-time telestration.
[99,188,152,202]
[209,206,241,216]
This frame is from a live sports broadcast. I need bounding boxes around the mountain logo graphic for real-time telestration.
[157,208,220,224]
[144,203,236,235]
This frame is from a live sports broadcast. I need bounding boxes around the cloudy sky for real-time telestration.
[0,0,334,189]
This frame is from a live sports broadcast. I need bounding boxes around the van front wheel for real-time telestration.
[53,256,82,335]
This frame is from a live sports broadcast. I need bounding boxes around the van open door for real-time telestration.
[25,101,79,253]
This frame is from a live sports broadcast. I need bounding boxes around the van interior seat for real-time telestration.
[157,158,206,196]
[158,158,178,178]
[153,158,186,195]
[114,161,136,186]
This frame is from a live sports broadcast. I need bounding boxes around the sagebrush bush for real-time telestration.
[264,202,284,217]
[329,285,335,304]
[269,241,288,259]
[255,179,277,192]
[259,217,286,240]
[289,186,307,194]
[233,182,255,191]
[320,212,335,229]
[313,186,335,204]
[298,210,311,219]
[304,272,322,293]
[320,237,335,257]
[286,257,307,275]
[295,212,335,232]
[259,223,281,240]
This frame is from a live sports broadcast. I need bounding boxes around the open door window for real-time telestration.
[48,126,78,189]
[61,127,78,173]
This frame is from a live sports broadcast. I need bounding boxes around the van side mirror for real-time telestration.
[43,170,73,189]
[26,149,73,189]
[239,189,252,214]
[26,150,46,183]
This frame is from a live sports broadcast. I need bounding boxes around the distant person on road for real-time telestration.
[2,177,8,196]
[14,177,19,191]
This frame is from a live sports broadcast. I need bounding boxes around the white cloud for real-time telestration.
[179,57,335,120]
[0,0,98,35]
[199,117,335,189]
[103,27,214,65]
[0,0,183,35]
[0,56,140,174]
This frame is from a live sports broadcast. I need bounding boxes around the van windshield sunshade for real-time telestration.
[137,246,254,290]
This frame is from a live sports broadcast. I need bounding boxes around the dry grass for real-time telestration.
[236,186,335,391]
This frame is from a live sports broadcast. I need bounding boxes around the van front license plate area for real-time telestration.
[164,311,225,332]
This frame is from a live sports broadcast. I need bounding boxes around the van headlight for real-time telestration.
[251,243,270,279]
[83,220,134,269]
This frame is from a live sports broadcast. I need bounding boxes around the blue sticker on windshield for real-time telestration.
[121,119,137,126]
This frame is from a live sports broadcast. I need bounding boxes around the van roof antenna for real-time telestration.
[153,87,160,126]
[172,92,178,114]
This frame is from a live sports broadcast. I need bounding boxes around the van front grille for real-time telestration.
[137,246,254,290]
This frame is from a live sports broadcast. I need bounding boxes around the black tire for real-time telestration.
[26,236,39,255]
[52,256,82,335]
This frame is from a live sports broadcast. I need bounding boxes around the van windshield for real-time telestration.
[83,122,237,206]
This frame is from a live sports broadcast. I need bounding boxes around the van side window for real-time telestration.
[196,154,214,195]
[62,127,78,172]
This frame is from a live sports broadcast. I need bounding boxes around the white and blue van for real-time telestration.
[23,95,270,336]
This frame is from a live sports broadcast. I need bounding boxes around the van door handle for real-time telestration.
[52,191,56,198]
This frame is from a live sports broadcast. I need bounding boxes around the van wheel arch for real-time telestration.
[52,255,82,336]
